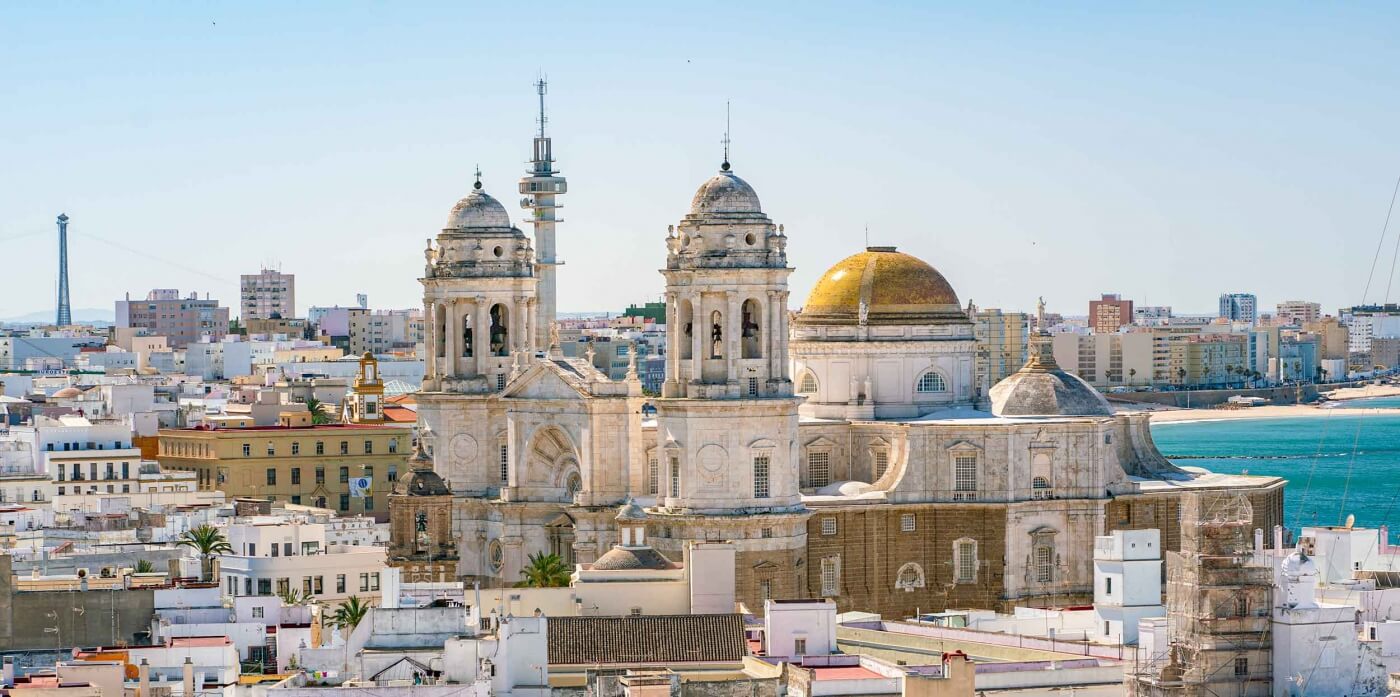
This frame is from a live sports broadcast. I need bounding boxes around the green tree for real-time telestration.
[1128,368,1137,385]
[279,588,312,606]
[134,559,156,574]
[517,551,571,588]
[328,595,370,633]
[304,396,333,425]
[176,524,232,581]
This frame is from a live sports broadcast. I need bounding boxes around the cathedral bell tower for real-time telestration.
[650,156,808,606]
[344,352,385,424]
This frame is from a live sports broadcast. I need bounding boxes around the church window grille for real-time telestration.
[748,377,758,396]
[798,372,818,394]
[820,556,840,596]
[821,517,837,536]
[499,444,509,483]
[1031,476,1052,499]
[1234,657,1248,676]
[753,454,770,498]
[1034,545,1054,583]
[808,451,831,488]
[953,455,977,501]
[497,373,506,390]
[669,456,680,498]
[648,458,659,495]
[565,472,582,496]
[873,450,889,479]
[955,540,977,583]
[760,580,772,602]
[900,514,916,532]
[916,371,947,393]
[761,527,773,539]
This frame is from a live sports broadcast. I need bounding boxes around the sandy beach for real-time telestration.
[1121,383,1400,424]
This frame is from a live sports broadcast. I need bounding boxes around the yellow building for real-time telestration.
[156,418,409,521]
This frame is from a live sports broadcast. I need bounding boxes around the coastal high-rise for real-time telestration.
[1089,293,1133,333]
[240,267,295,320]
[1275,300,1320,326]
[1218,292,1258,325]
[520,78,566,349]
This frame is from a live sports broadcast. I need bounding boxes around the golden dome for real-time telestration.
[799,247,966,326]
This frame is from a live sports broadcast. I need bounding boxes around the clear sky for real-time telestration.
[3,3,1400,321]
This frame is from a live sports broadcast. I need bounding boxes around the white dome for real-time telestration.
[690,167,762,215]
[445,183,512,230]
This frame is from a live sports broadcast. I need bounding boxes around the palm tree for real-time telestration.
[134,559,156,574]
[176,524,232,581]
[517,551,571,588]
[1128,368,1137,386]
[279,588,311,606]
[328,595,370,633]
[304,396,332,425]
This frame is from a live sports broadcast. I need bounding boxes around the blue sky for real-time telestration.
[3,2,1399,320]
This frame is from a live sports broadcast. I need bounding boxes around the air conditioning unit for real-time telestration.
[76,568,89,578]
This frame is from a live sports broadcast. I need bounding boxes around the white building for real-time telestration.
[1092,529,1164,645]
[218,516,389,603]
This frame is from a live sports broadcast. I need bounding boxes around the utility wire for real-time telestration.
[1361,174,1400,304]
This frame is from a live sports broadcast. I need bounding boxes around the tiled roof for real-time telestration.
[548,614,747,665]
[588,546,677,571]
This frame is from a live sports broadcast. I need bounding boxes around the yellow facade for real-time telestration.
[156,424,409,520]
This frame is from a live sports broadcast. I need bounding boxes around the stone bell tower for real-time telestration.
[650,156,809,610]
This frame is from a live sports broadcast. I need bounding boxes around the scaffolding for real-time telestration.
[1131,492,1274,697]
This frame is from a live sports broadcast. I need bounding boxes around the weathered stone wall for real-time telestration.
[0,557,155,650]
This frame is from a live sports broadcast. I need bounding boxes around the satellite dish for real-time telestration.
[1346,514,1356,529]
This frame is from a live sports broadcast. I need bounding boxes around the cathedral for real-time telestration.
[392,105,1285,616]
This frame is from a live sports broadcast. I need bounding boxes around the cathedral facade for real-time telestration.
[398,126,1284,617]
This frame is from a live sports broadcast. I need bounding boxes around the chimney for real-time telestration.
[138,659,150,697]
[1253,528,1264,555]
[1273,525,1285,551]
[3,656,15,687]
[182,657,194,697]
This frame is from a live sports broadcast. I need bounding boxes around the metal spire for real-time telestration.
[473,164,482,190]
[721,101,731,171]
[535,76,548,139]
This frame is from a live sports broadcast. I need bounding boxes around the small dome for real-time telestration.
[616,499,647,522]
[590,546,678,571]
[445,184,512,230]
[394,467,450,497]
[989,341,1112,417]
[52,387,82,399]
[690,169,762,215]
[799,247,965,326]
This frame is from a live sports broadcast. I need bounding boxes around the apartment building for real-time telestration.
[240,268,296,321]
[115,289,229,348]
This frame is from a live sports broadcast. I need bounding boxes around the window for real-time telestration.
[821,517,837,535]
[953,454,977,501]
[747,377,758,396]
[1035,546,1054,583]
[873,450,889,480]
[1234,657,1248,677]
[303,577,313,596]
[669,456,680,498]
[794,638,807,655]
[292,442,300,455]
[388,439,398,454]
[1032,476,1051,500]
[242,443,251,457]
[336,574,346,593]
[955,539,977,583]
[340,441,349,455]
[276,578,290,597]
[266,468,277,486]
[807,451,830,488]
[1105,577,1113,594]
[916,371,947,393]
[316,467,325,484]
[248,543,257,556]
[388,465,397,482]
[497,373,507,390]
[798,372,818,394]
[291,468,301,485]
[900,514,916,532]
[820,556,840,596]
[291,495,301,505]
[316,441,324,455]
[629,607,642,616]
[284,542,292,556]
[753,454,770,498]
[364,440,373,455]
[648,458,659,495]
[271,544,279,557]
[339,494,350,510]
[499,444,509,483]
[252,606,264,619]
[266,443,275,456]
[364,496,374,511]
[364,465,374,480]
[257,579,271,595]
[760,579,773,602]
[340,466,349,483]
[761,527,773,539]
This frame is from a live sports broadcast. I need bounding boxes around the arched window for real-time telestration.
[678,299,694,360]
[461,313,473,357]
[488,539,505,573]
[916,371,947,393]
[895,562,925,592]
[1034,545,1055,583]
[489,304,509,356]
[1031,476,1052,500]
[741,298,762,359]
[709,310,724,358]
[798,371,819,395]
[565,472,582,497]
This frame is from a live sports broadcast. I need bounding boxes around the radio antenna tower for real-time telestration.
[56,213,71,326]
[520,76,567,351]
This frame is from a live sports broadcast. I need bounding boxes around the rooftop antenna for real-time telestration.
[536,75,548,139]
[721,101,731,171]
[864,223,870,249]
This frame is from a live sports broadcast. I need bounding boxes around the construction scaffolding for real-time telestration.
[1131,492,1274,697]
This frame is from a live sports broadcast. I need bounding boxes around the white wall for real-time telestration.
[765,600,837,657]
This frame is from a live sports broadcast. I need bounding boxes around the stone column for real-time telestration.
[424,302,437,381]
[726,291,740,383]
[665,293,680,383]
[776,291,790,380]
[474,297,489,376]
[690,292,704,383]
[444,300,459,378]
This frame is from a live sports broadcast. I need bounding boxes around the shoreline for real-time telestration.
[1125,383,1400,424]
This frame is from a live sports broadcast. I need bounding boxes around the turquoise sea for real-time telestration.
[1150,400,1400,534]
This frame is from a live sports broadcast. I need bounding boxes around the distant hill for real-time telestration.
[0,308,114,323]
